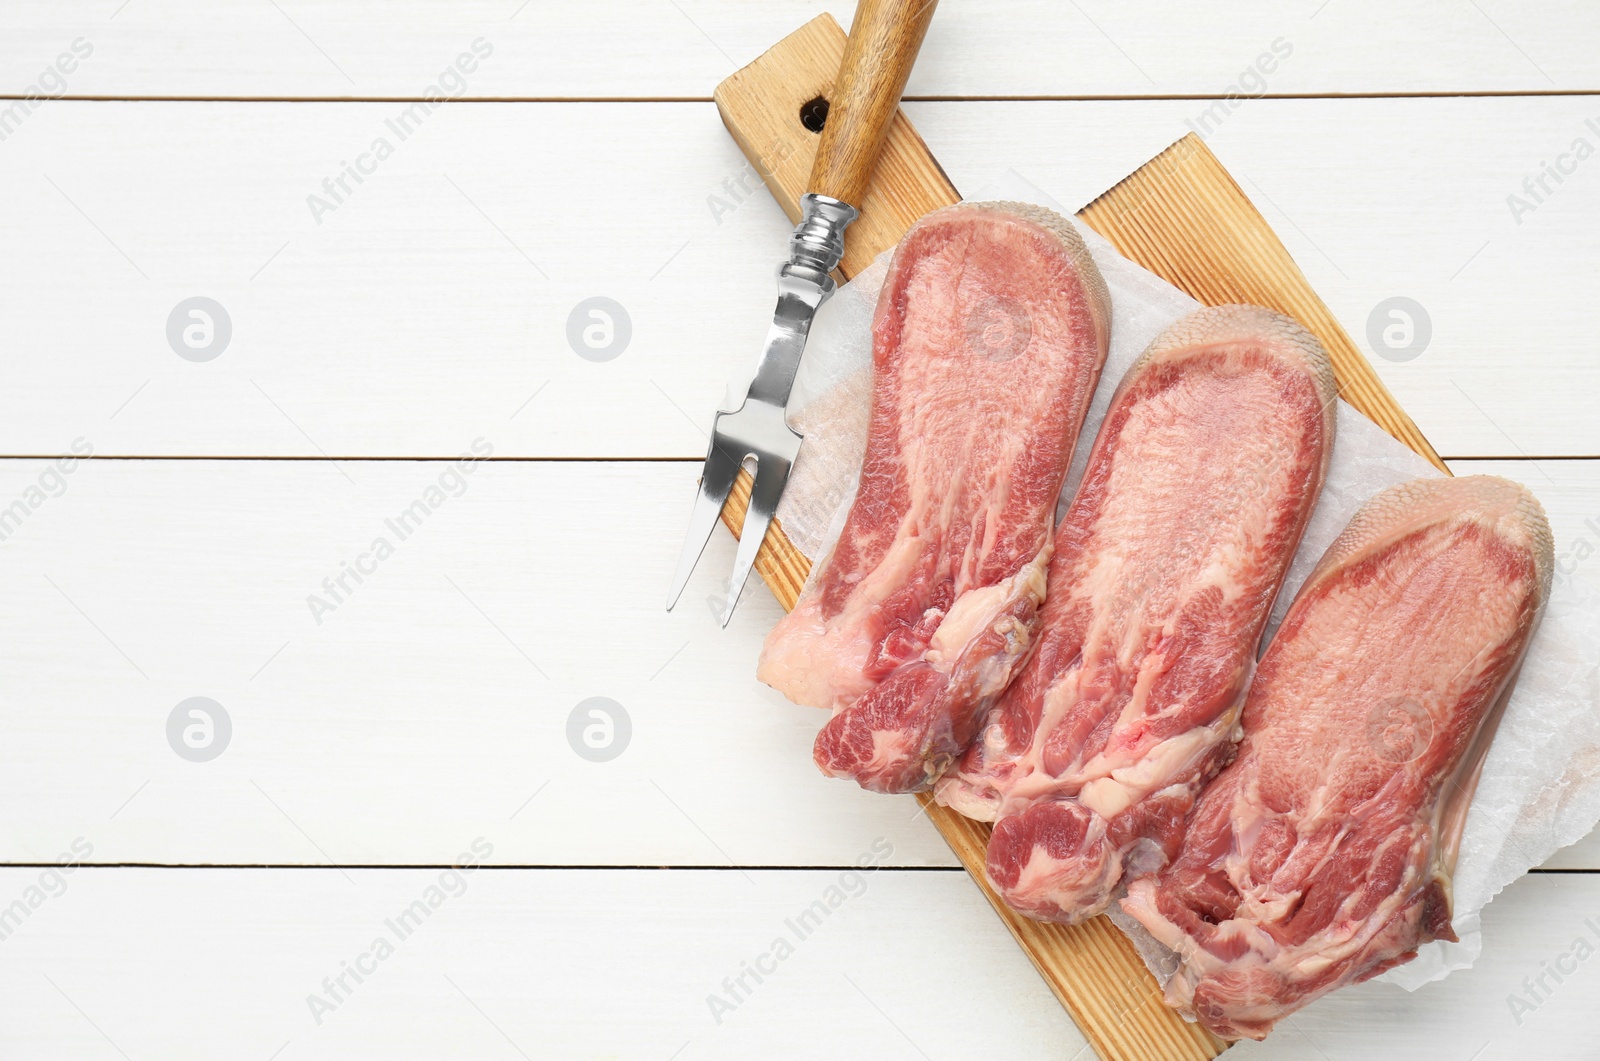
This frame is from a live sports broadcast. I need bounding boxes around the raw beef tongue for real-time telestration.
[937,305,1338,925]
[757,201,1112,793]
[1121,475,1554,1041]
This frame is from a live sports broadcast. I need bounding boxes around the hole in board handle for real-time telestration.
[799,95,829,133]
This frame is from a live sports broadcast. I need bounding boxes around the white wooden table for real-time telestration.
[2,3,1597,1058]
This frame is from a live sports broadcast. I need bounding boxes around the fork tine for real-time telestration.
[666,435,745,611]
[720,452,792,627]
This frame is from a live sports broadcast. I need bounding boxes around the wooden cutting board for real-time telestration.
[712,15,1448,1061]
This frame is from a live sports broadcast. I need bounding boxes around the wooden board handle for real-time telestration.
[807,0,938,206]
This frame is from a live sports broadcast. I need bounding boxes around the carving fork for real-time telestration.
[665,0,938,625]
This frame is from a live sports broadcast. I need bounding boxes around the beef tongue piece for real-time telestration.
[1121,474,1554,1042]
[937,304,1338,924]
[757,201,1111,793]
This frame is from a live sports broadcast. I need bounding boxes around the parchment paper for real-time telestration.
[769,170,1600,989]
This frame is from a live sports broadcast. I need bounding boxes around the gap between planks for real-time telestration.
[11,90,1600,104]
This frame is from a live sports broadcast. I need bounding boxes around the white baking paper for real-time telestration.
[772,169,1600,989]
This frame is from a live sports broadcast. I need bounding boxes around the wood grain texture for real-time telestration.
[805,0,939,206]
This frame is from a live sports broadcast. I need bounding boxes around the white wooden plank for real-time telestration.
[1,97,1597,459]
[2,0,1597,99]
[0,100,787,461]
[1,865,1595,1058]
[3,456,1598,873]
[0,866,1084,1058]
[0,458,959,868]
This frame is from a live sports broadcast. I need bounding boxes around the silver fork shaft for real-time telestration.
[665,436,744,611]
[720,453,793,627]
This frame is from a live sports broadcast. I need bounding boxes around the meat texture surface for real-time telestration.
[1121,475,1553,1041]
[935,305,1337,924]
[758,201,1111,793]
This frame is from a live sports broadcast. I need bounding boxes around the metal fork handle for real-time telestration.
[787,193,857,284]
[745,193,857,407]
